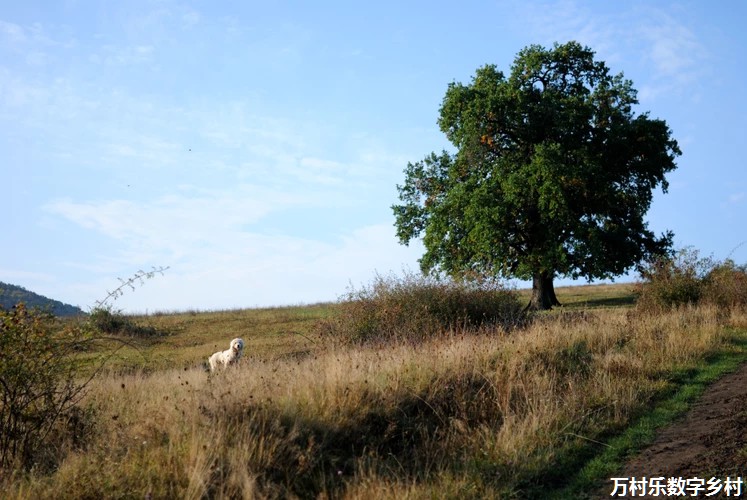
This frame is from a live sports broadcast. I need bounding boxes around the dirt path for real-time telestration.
[599,362,747,498]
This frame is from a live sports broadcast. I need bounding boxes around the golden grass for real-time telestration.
[72,303,336,376]
[4,300,744,499]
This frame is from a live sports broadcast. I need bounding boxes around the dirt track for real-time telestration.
[598,362,747,498]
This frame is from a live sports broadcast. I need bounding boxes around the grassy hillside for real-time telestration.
[76,303,337,375]
[78,283,636,375]
[2,282,746,499]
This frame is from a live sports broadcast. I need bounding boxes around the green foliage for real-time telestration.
[636,248,747,310]
[393,41,680,308]
[88,306,162,337]
[0,268,170,475]
[317,272,524,344]
[636,248,710,309]
[0,304,92,472]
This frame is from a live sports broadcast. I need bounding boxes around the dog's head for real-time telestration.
[230,338,245,354]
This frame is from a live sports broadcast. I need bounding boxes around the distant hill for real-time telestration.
[0,282,84,317]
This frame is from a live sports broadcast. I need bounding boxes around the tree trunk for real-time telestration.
[527,271,561,311]
[544,273,561,307]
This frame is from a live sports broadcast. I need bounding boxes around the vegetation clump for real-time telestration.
[318,272,524,344]
[88,306,163,337]
[87,266,171,337]
[636,247,747,311]
[0,304,94,473]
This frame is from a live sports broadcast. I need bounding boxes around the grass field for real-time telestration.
[3,282,746,499]
[86,282,639,375]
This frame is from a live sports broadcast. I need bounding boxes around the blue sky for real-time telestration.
[2,1,745,312]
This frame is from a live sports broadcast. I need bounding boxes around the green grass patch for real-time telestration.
[69,302,337,375]
[517,283,637,310]
[547,329,747,500]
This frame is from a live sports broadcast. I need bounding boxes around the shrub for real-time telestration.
[702,260,747,308]
[317,272,524,344]
[87,266,170,337]
[0,304,93,472]
[635,248,710,311]
[88,306,162,337]
[636,248,747,311]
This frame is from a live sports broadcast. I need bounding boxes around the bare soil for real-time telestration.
[598,362,747,498]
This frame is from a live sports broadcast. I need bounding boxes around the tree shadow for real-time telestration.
[565,295,637,309]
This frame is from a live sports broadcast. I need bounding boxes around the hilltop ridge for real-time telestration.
[0,281,84,316]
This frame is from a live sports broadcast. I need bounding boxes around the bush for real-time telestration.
[635,248,710,311]
[318,272,524,344]
[636,248,747,311]
[0,304,92,472]
[702,260,747,308]
[87,266,170,337]
[88,306,162,337]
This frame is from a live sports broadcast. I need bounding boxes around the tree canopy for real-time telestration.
[392,41,681,310]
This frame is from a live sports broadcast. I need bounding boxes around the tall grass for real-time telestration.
[4,303,745,499]
[318,272,524,345]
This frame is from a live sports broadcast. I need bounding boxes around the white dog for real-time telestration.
[208,338,245,372]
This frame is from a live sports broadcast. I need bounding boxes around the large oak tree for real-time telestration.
[393,42,681,310]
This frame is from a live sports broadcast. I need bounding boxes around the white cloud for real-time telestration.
[727,192,745,204]
[0,20,26,44]
[44,184,322,248]
[0,18,77,51]
[181,9,201,29]
[41,183,424,311]
[508,0,615,57]
[508,1,707,103]
[89,44,155,66]
[1,8,427,312]
[105,222,423,312]
[639,13,704,79]
[635,10,707,102]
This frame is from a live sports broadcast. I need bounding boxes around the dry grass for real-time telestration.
[3,299,745,499]
[70,303,335,376]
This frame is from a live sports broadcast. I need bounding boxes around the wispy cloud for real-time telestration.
[44,184,325,249]
[636,9,708,101]
[100,222,424,311]
[727,192,745,205]
[88,44,155,66]
[508,1,708,103]
[0,18,77,52]
[1,6,425,311]
[508,0,616,58]
[0,20,26,44]
[181,8,201,29]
